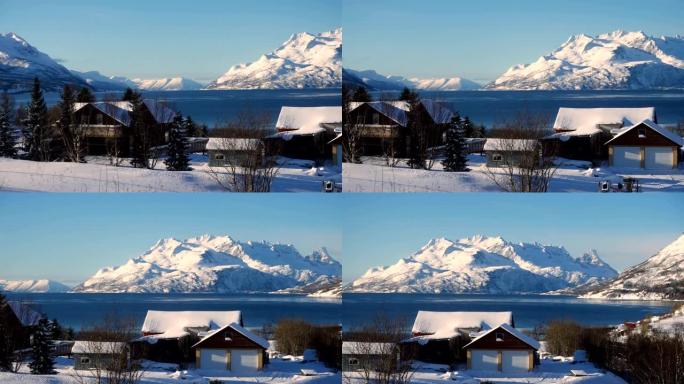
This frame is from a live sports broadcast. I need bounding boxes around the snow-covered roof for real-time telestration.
[606,119,683,146]
[141,310,242,340]
[342,342,396,355]
[275,106,341,135]
[192,322,269,349]
[206,137,262,150]
[72,341,127,354]
[463,323,540,350]
[349,100,453,126]
[420,99,454,124]
[553,107,656,136]
[484,138,539,151]
[72,100,176,126]
[411,311,513,340]
[7,301,41,326]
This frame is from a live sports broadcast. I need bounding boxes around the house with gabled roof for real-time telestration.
[401,311,513,364]
[264,106,342,161]
[0,301,41,349]
[192,322,269,372]
[606,119,682,169]
[463,323,540,373]
[348,99,454,156]
[71,100,177,156]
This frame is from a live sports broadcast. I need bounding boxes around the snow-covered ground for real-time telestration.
[0,356,340,384]
[343,155,684,192]
[0,154,341,192]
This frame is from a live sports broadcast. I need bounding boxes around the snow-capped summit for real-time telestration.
[0,279,70,293]
[131,77,203,91]
[0,31,88,92]
[488,30,684,90]
[343,68,481,91]
[348,235,617,294]
[206,28,341,90]
[72,234,341,293]
[582,234,684,300]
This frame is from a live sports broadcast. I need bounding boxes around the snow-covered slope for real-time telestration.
[72,234,341,293]
[343,68,481,91]
[207,29,341,89]
[131,77,203,91]
[348,236,617,294]
[0,279,70,293]
[70,70,136,91]
[0,32,88,92]
[581,234,684,300]
[489,30,684,90]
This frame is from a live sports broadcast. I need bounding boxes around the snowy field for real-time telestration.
[0,155,341,192]
[0,356,340,384]
[343,155,684,192]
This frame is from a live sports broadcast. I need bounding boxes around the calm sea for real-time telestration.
[372,90,684,128]
[342,293,674,331]
[4,293,341,330]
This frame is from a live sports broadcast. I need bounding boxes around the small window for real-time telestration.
[638,128,646,138]
[80,357,91,364]
[495,332,505,342]
[81,115,88,125]
[224,332,232,341]
[372,113,380,125]
[348,358,359,365]
[97,114,104,125]
[492,153,503,162]
[357,115,364,125]
[214,154,225,160]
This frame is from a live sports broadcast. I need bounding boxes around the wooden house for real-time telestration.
[347,100,454,156]
[484,138,541,167]
[72,341,129,370]
[265,106,342,162]
[206,137,264,167]
[341,341,399,373]
[463,323,539,373]
[0,301,41,349]
[542,107,656,161]
[71,100,176,156]
[192,322,269,372]
[132,310,243,364]
[401,311,513,365]
[606,119,682,169]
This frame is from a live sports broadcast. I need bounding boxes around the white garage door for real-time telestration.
[200,349,227,371]
[471,350,498,371]
[645,147,673,169]
[502,350,529,373]
[231,349,260,373]
[613,147,641,168]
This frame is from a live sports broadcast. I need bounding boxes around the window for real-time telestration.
[81,115,88,125]
[492,153,503,162]
[357,115,364,125]
[638,128,646,138]
[96,113,103,125]
[80,357,91,364]
[214,154,225,160]
[495,332,505,342]
[224,332,232,341]
[372,113,380,125]
[348,358,359,366]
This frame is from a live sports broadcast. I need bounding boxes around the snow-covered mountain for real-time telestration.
[343,68,481,91]
[581,234,684,300]
[206,28,341,89]
[347,235,617,294]
[70,70,136,91]
[72,235,341,293]
[131,77,204,91]
[488,30,684,90]
[0,279,70,293]
[0,32,88,92]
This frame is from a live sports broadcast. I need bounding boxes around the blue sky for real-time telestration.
[0,194,341,284]
[0,0,341,82]
[343,0,684,83]
[342,194,683,282]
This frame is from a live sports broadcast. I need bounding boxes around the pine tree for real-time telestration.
[352,86,371,102]
[185,115,198,137]
[29,317,54,374]
[49,319,62,341]
[0,294,13,372]
[121,87,135,101]
[399,87,418,101]
[128,91,149,168]
[462,116,475,138]
[24,78,49,161]
[442,115,469,172]
[76,87,95,103]
[165,113,191,171]
[56,85,75,161]
[405,93,426,169]
[0,92,17,158]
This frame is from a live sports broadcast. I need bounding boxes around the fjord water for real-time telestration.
[374,90,684,128]
[343,293,672,330]
[5,293,340,330]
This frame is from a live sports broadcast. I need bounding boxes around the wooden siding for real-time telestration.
[464,327,536,351]
[609,123,682,147]
[193,326,266,350]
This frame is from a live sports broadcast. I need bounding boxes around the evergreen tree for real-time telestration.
[352,86,371,102]
[442,114,469,172]
[24,78,49,161]
[164,113,191,171]
[0,294,13,372]
[29,317,54,374]
[185,115,199,137]
[462,116,475,138]
[76,87,95,103]
[399,87,418,102]
[56,85,75,161]
[121,87,135,101]
[0,92,17,158]
[405,93,426,169]
[128,91,149,168]
[49,318,62,341]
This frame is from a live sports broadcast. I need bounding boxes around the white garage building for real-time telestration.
[606,119,682,169]
[193,322,269,372]
[464,323,540,373]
